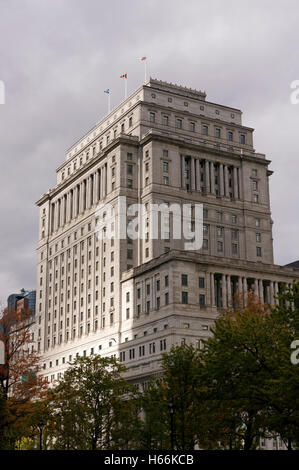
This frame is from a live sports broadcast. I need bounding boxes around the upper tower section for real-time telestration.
[52,79,254,188]
[143,78,242,125]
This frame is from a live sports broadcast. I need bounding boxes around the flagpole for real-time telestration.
[125,78,127,99]
[108,93,111,113]
[144,60,147,82]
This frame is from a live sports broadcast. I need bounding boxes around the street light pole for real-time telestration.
[168,401,174,450]
[38,420,44,450]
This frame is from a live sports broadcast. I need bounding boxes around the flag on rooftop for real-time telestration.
[120,73,127,79]
[104,89,110,94]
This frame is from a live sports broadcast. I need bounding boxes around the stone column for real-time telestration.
[210,273,216,307]
[65,192,70,223]
[205,160,210,194]
[233,166,238,199]
[254,278,259,296]
[259,279,264,303]
[219,163,224,197]
[93,172,98,204]
[243,277,247,304]
[73,186,78,217]
[237,167,242,200]
[100,168,104,199]
[274,281,279,305]
[191,158,195,191]
[181,156,185,189]
[86,177,91,209]
[238,276,243,296]
[222,274,227,308]
[62,196,66,227]
[103,166,107,198]
[227,275,232,306]
[55,200,59,231]
[196,159,200,191]
[80,181,85,213]
[224,165,229,197]
[210,162,215,195]
[50,203,55,234]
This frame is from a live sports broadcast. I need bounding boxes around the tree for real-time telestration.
[0,307,47,448]
[139,344,203,450]
[139,381,169,449]
[47,355,141,450]
[262,282,299,449]
[198,290,299,450]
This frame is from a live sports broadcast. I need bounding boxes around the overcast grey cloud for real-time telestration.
[0,0,299,304]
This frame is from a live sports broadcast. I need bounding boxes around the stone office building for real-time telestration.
[35,78,299,385]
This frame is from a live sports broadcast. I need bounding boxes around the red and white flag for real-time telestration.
[140,56,146,61]
[120,73,127,79]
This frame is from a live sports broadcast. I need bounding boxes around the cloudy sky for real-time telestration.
[0,0,299,304]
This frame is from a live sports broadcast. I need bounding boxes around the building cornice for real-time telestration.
[121,249,299,282]
[139,129,270,166]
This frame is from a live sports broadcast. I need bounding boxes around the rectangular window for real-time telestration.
[199,294,205,307]
[176,119,182,129]
[163,115,169,126]
[256,233,261,242]
[202,125,208,135]
[190,122,195,132]
[163,176,169,185]
[199,277,205,288]
[256,246,262,257]
[163,162,169,172]
[150,112,155,123]
[228,131,233,141]
[231,229,238,240]
[215,128,221,138]
[181,274,188,286]
[182,291,188,304]
[232,243,238,254]
[217,241,223,252]
[240,134,246,144]
[217,226,223,237]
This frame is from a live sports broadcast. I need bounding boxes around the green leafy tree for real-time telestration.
[262,282,299,449]
[47,355,141,450]
[198,290,299,450]
[140,344,202,450]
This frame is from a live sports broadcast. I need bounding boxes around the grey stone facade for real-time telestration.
[35,78,299,385]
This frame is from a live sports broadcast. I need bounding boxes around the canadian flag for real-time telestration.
[140,56,146,61]
[120,73,127,79]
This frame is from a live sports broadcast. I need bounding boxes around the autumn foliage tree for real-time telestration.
[0,307,47,448]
